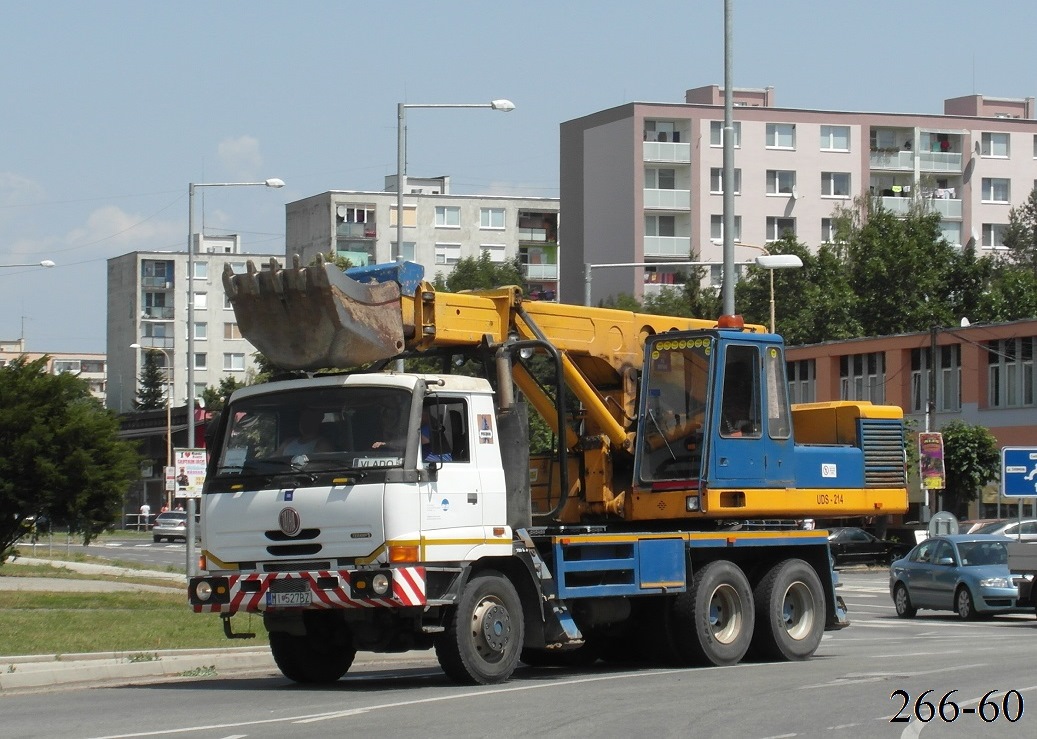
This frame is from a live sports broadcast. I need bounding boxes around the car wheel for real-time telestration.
[955,586,978,621]
[153,535,162,543]
[893,583,916,618]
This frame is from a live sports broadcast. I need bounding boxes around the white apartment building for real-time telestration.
[0,338,107,403]
[286,177,560,299]
[106,235,283,413]
[560,85,1037,306]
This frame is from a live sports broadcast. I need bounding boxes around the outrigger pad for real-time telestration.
[223,255,406,370]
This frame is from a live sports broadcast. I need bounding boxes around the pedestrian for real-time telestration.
[139,502,151,531]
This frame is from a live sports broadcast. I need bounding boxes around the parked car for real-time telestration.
[889,534,1025,620]
[827,527,911,567]
[959,518,1005,534]
[970,518,1037,542]
[151,511,189,542]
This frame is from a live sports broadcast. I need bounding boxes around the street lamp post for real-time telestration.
[186,178,284,577]
[0,259,56,268]
[130,343,173,510]
[738,244,803,333]
[395,99,515,260]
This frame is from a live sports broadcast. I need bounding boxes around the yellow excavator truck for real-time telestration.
[189,256,908,685]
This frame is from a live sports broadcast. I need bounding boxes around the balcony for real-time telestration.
[644,235,691,257]
[523,263,558,280]
[519,227,555,243]
[643,141,691,164]
[869,150,914,170]
[141,307,175,320]
[643,188,691,210]
[878,196,962,219]
[918,151,962,172]
[141,276,174,289]
[336,222,377,239]
[870,149,963,173]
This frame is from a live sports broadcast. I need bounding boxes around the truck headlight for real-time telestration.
[372,573,390,595]
[195,581,213,602]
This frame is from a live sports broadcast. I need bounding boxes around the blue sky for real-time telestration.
[3,1,1037,353]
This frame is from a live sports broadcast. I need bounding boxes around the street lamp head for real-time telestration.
[490,99,516,112]
[264,178,286,188]
[756,254,803,270]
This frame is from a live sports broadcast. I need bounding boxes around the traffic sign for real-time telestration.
[1000,446,1037,497]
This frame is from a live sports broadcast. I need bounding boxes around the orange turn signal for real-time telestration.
[388,544,419,563]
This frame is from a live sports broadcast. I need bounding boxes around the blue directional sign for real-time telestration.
[1001,446,1037,498]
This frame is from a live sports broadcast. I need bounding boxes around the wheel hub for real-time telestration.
[473,599,511,655]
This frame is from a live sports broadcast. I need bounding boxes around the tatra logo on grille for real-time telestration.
[278,507,302,537]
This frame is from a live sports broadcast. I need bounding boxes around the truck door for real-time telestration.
[709,341,794,487]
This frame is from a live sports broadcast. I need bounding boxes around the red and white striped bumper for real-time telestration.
[190,567,426,614]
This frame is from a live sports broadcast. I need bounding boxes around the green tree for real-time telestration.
[0,357,141,560]
[134,350,167,410]
[441,251,525,292]
[201,376,247,413]
[939,420,1000,519]
[1002,185,1037,277]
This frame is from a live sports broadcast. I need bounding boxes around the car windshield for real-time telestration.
[956,540,1008,566]
[215,386,412,475]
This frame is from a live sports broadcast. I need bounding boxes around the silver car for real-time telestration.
[152,511,189,542]
[970,518,1037,542]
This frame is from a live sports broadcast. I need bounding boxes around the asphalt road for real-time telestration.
[20,536,191,571]
[2,571,1035,739]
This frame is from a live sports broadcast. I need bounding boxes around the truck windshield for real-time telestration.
[214,386,413,475]
[637,336,712,483]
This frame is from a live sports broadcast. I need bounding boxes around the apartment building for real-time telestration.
[286,177,560,299]
[0,338,107,403]
[106,235,283,413]
[561,84,1037,306]
[786,319,1037,521]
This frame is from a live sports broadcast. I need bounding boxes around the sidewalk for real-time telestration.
[0,557,435,693]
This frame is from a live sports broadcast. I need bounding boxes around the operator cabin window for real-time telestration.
[981,178,1010,203]
[820,125,850,152]
[709,120,741,147]
[766,123,796,149]
[479,208,505,229]
[720,345,762,438]
[435,206,461,228]
[766,170,796,196]
[710,168,741,195]
[981,132,1010,158]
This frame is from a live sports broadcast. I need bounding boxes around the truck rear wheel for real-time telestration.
[668,560,754,666]
[269,629,356,683]
[436,570,524,685]
[750,559,825,661]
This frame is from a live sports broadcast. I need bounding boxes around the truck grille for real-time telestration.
[860,419,906,488]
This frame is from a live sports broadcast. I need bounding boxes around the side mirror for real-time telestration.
[936,556,955,566]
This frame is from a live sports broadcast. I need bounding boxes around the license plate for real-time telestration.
[266,591,312,607]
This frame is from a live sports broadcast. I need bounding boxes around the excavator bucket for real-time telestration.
[222,255,407,370]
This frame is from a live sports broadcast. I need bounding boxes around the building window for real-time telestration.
[223,353,245,372]
[224,294,233,310]
[481,244,506,263]
[391,241,416,261]
[787,359,815,404]
[646,168,676,190]
[981,132,1010,158]
[820,125,850,151]
[644,120,680,142]
[193,322,207,341]
[821,218,837,242]
[982,223,1008,248]
[710,215,742,243]
[821,172,850,197]
[766,123,796,149]
[709,120,741,147]
[435,243,462,265]
[765,217,796,241]
[710,168,741,195]
[193,353,207,370]
[766,170,796,196]
[840,352,885,404]
[193,292,207,309]
[53,359,81,374]
[224,322,241,340]
[192,261,208,280]
[987,337,1035,408]
[982,178,1010,203]
[911,345,962,412]
[435,206,461,228]
[480,208,505,229]
[645,214,676,237]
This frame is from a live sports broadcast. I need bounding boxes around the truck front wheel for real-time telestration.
[667,560,754,666]
[436,570,524,685]
[750,559,825,660]
[269,628,356,684]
